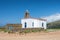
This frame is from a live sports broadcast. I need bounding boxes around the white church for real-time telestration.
[21,10,47,29]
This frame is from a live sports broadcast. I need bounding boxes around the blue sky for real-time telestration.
[0,0,60,26]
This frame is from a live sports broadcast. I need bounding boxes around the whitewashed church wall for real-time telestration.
[21,18,47,29]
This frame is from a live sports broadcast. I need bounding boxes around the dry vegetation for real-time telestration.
[0,29,60,40]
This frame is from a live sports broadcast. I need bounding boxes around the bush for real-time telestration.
[8,31,13,33]
[24,30,30,33]
[4,30,7,32]
[32,30,38,32]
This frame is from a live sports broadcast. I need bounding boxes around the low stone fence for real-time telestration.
[7,28,45,33]
[19,28,44,33]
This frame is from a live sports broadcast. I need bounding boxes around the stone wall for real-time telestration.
[6,24,22,32]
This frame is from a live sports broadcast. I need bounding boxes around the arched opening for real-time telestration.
[25,22,27,28]
[32,22,34,27]
[42,23,44,27]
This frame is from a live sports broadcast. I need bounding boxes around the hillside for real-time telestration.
[47,20,60,29]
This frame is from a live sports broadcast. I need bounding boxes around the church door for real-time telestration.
[25,22,27,28]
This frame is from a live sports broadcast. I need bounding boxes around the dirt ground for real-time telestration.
[0,31,60,40]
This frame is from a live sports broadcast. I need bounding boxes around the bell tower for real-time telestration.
[24,10,30,18]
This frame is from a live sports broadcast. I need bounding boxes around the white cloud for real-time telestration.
[42,13,60,23]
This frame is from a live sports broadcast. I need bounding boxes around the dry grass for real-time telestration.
[0,30,60,40]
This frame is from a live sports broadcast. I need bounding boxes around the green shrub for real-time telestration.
[24,30,31,33]
[31,29,39,32]
[4,30,7,32]
[0,29,2,32]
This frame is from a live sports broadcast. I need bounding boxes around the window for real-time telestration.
[32,22,34,27]
[25,22,27,28]
[42,23,44,27]
[8,26,13,31]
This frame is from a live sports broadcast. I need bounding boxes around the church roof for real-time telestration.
[22,17,47,21]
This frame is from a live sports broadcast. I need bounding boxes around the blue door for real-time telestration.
[25,22,27,28]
